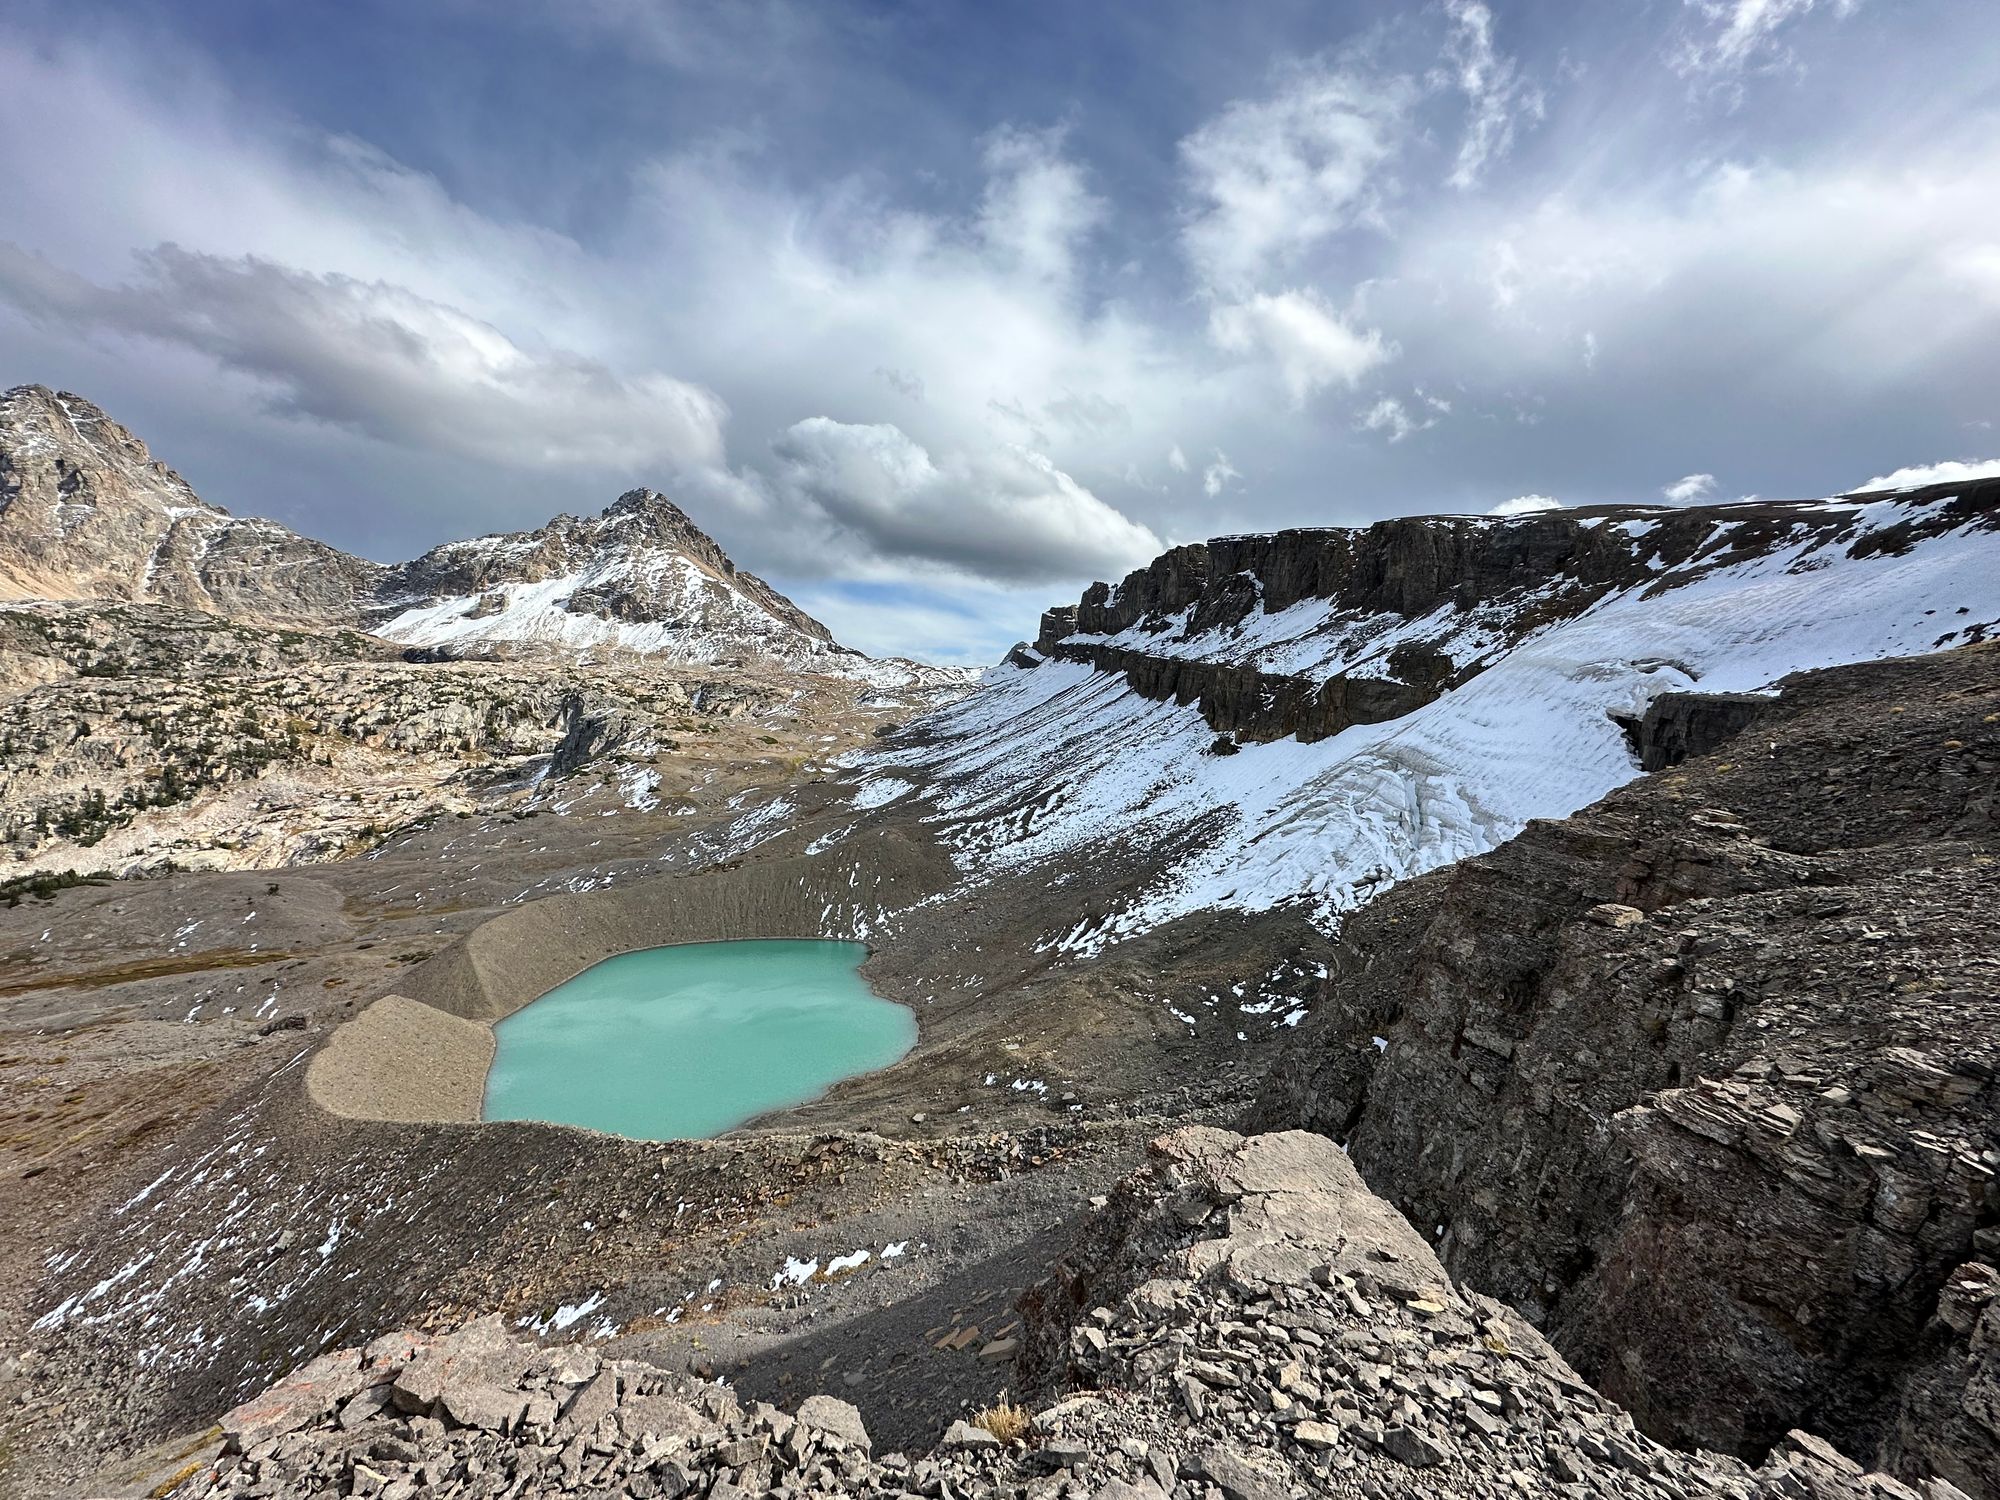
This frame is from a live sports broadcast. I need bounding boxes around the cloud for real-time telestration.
[1358,397,1420,443]
[1852,458,2000,492]
[1167,443,1189,473]
[1677,0,1862,79]
[2,3,1996,663]
[1487,494,1563,515]
[1178,61,1410,296]
[1661,472,1717,503]
[1440,1,1544,189]
[1209,289,1392,404]
[782,578,1048,666]
[0,242,728,470]
[1043,389,1128,434]
[1357,389,1450,443]
[770,416,1161,582]
[1400,143,2000,412]
[977,127,1106,288]
[1202,451,1241,497]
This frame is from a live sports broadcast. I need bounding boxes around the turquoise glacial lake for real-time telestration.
[483,940,916,1140]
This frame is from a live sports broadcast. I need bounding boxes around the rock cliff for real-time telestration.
[878,478,2000,952]
[1253,642,2000,1489]
[1030,488,2000,746]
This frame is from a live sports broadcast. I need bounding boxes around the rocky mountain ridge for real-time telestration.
[874,477,2000,953]
[1031,485,2000,746]
[0,386,971,877]
[0,385,385,625]
[0,384,933,680]
[367,487,855,672]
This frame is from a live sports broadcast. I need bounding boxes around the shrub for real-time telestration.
[970,1394,1031,1445]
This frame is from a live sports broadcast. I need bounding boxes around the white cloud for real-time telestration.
[1677,0,1862,79]
[1209,289,1392,404]
[976,126,1106,287]
[0,242,728,470]
[1440,1,1544,189]
[1401,144,2000,408]
[1661,472,1717,503]
[1487,494,1563,515]
[1178,61,1410,296]
[770,417,1161,582]
[783,580,1048,667]
[1852,458,2000,492]
[1202,452,1242,497]
[1167,443,1189,473]
[1944,244,2000,308]
[1357,388,1450,443]
[1358,397,1420,443]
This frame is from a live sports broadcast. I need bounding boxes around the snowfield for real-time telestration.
[868,493,2000,954]
[374,553,971,695]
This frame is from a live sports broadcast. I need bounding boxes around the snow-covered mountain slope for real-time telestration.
[860,482,2000,954]
[0,385,385,624]
[372,488,835,665]
[368,488,972,692]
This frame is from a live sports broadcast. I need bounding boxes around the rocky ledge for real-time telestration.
[1027,483,2000,747]
[146,1130,1971,1500]
[1257,641,2000,1488]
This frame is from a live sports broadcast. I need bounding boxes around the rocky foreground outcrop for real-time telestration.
[155,1130,1969,1500]
[1256,642,2000,1489]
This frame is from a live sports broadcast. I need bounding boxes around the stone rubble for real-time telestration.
[162,1129,1974,1500]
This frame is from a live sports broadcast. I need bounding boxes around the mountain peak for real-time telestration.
[376,481,835,662]
[606,486,687,519]
[0,383,387,621]
[0,384,868,670]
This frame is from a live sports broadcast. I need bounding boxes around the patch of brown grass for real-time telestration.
[971,1393,1031,1445]
[0,948,293,997]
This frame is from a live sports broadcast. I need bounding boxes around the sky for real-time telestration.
[1,0,1997,664]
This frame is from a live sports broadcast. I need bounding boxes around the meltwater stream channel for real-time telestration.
[482,939,917,1139]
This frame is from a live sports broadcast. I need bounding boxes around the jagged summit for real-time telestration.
[373,485,841,668]
[0,384,945,679]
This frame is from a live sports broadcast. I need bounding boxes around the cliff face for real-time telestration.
[1252,642,2000,1488]
[881,477,2000,955]
[1031,488,2000,746]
